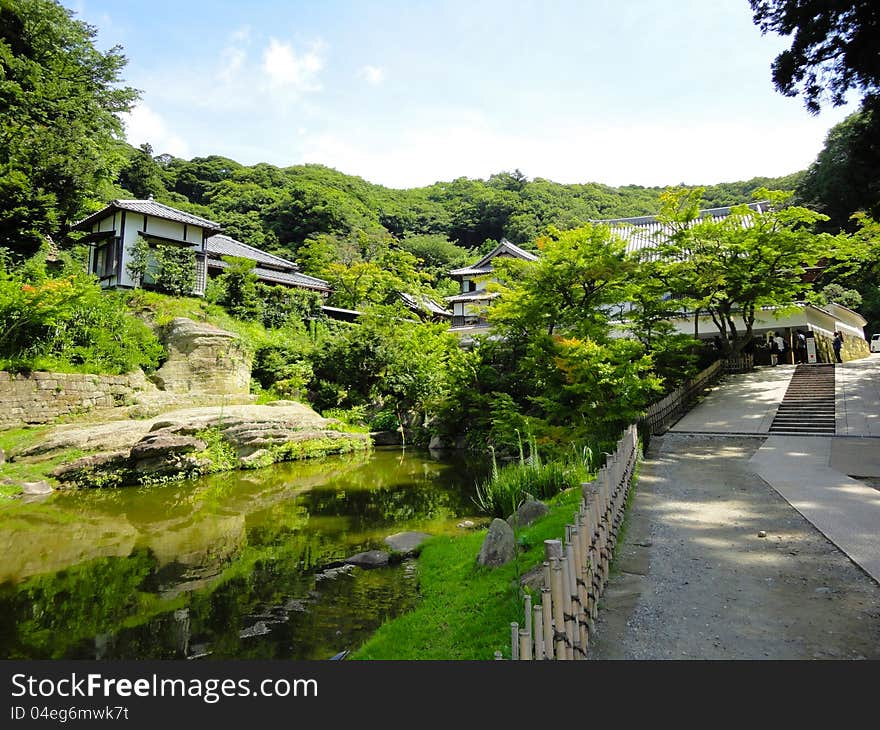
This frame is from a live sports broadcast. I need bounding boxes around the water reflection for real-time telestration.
[0,448,490,659]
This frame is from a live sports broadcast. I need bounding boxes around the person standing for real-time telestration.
[774,332,786,364]
[833,331,844,363]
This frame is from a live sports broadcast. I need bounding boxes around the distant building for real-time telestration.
[205,234,330,295]
[398,292,452,322]
[447,239,538,331]
[73,199,329,296]
[444,204,869,360]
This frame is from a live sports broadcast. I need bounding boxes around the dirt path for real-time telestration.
[588,434,880,660]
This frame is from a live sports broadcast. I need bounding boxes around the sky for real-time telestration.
[71,0,858,189]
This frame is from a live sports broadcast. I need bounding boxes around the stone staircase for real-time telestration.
[769,364,836,435]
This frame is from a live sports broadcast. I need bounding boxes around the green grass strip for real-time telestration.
[352,487,583,660]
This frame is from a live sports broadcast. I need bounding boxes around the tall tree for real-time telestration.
[0,0,139,257]
[749,1,880,113]
[655,188,854,356]
[798,95,880,229]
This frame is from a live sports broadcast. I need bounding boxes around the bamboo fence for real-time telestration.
[497,423,638,660]
[641,359,722,435]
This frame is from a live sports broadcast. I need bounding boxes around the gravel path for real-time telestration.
[588,434,880,660]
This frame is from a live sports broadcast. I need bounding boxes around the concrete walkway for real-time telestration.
[670,365,795,434]
[836,354,880,436]
[669,354,880,584]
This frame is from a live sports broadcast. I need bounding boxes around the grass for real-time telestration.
[352,486,583,660]
[0,427,57,498]
[474,433,594,518]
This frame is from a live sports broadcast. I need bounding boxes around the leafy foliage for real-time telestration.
[651,188,856,356]
[750,0,880,113]
[0,0,138,257]
[0,253,164,374]
[127,237,196,297]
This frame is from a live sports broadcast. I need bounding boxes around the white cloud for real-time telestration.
[218,26,251,83]
[262,38,324,91]
[358,65,385,85]
[120,104,190,159]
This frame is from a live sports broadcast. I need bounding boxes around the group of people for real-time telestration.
[712,330,846,364]
[770,330,844,364]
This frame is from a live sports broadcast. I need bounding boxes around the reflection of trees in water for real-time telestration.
[0,450,490,659]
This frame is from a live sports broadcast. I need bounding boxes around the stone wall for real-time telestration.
[814,332,870,363]
[0,317,254,429]
[0,370,157,428]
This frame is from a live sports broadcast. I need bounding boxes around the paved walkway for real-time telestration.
[670,353,880,583]
[670,364,795,434]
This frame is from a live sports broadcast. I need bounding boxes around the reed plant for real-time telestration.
[474,431,594,518]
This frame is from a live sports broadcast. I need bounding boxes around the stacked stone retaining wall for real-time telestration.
[0,371,156,428]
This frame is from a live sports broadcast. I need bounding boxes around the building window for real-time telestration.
[93,241,116,278]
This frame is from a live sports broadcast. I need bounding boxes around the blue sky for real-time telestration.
[72,0,858,189]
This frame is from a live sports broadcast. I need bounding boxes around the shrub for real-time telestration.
[0,267,164,374]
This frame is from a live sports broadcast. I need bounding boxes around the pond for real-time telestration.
[0,448,491,660]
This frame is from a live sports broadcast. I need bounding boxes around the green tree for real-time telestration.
[0,0,138,257]
[798,96,880,229]
[117,143,167,199]
[654,188,854,356]
[749,0,880,113]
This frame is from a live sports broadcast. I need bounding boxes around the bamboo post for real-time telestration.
[544,539,563,561]
[559,554,575,660]
[511,622,519,661]
[541,587,553,661]
[524,593,532,645]
[534,603,544,660]
[519,629,531,660]
[494,651,503,660]
[542,560,551,591]
[550,559,566,660]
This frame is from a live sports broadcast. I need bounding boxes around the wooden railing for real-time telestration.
[641,359,723,435]
[723,353,754,374]
[497,424,638,660]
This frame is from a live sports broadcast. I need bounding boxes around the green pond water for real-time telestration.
[0,448,491,660]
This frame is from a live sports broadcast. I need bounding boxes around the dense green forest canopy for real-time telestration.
[104,146,804,261]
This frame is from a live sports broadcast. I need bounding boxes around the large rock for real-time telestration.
[370,430,403,446]
[152,317,251,397]
[344,550,391,568]
[35,402,369,487]
[506,499,549,528]
[129,433,206,462]
[477,518,516,567]
[384,531,432,556]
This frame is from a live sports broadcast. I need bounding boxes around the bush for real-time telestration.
[0,267,164,374]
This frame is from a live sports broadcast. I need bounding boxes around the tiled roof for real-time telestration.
[207,258,330,291]
[73,199,221,231]
[449,239,539,278]
[593,202,766,256]
[399,292,452,317]
[447,266,494,277]
[206,234,300,271]
[445,291,499,304]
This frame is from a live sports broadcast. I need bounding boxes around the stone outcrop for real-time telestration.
[343,550,391,568]
[0,317,254,429]
[152,318,250,397]
[506,499,549,528]
[14,402,369,487]
[383,531,432,556]
[477,518,516,567]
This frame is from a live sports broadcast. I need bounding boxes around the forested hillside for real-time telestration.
[107,142,803,260]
